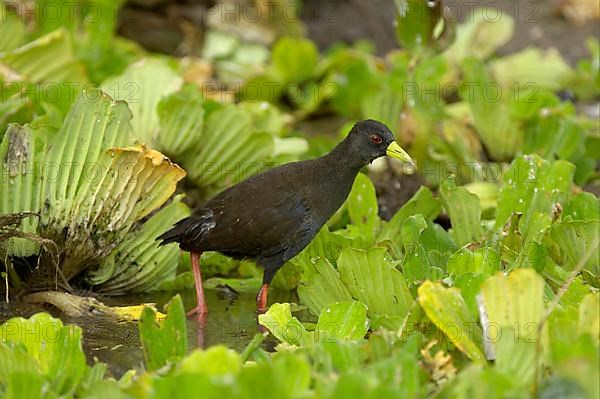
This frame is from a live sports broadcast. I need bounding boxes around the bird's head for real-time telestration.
[345,119,414,166]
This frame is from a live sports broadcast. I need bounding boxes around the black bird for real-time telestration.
[158,120,414,319]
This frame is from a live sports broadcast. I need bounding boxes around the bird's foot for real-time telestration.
[187,306,208,320]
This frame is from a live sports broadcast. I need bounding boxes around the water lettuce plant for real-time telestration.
[0,88,186,295]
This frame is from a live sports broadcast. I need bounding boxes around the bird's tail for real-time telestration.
[156,209,215,247]
[156,218,192,246]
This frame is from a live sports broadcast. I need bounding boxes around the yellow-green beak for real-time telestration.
[386,141,414,166]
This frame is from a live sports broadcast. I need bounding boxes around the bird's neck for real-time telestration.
[302,140,364,222]
[323,138,367,173]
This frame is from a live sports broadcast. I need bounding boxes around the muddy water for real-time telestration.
[0,288,297,378]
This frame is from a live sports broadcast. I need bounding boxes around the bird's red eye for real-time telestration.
[370,135,383,144]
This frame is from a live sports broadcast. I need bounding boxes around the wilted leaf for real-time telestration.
[421,340,457,386]
[23,291,165,321]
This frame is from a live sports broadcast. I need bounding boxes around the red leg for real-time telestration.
[187,251,208,320]
[256,283,269,314]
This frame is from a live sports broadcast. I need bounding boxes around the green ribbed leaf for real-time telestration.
[0,124,50,256]
[0,29,86,84]
[338,247,414,325]
[89,195,190,294]
[347,173,379,242]
[0,344,39,387]
[578,293,599,341]
[0,313,87,396]
[297,258,353,316]
[440,178,482,246]
[461,57,521,161]
[157,85,205,156]
[0,29,87,83]
[3,372,45,399]
[491,48,573,91]
[0,29,87,115]
[418,280,485,361]
[186,104,274,193]
[40,88,186,280]
[551,219,599,276]
[101,58,182,145]
[495,155,575,230]
[395,0,443,52]
[271,36,318,83]
[0,5,26,52]
[139,295,187,371]
[258,303,311,346]
[445,7,514,61]
[379,186,441,240]
[361,74,404,131]
[40,88,130,254]
[480,269,546,387]
[260,301,369,345]
[316,301,369,342]
[447,247,500,276]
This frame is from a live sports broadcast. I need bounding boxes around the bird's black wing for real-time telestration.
[160,160,324,261]
[199,177,319,261]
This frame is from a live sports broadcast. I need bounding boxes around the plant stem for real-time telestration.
[241,332,267,363]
